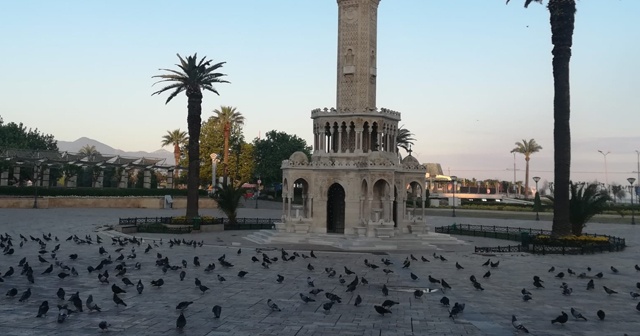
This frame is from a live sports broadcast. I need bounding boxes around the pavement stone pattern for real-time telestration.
[0,207,638,336]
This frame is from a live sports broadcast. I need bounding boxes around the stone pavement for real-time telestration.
[0,207,638,335]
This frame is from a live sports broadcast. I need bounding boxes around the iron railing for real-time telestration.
[119,216,278,230]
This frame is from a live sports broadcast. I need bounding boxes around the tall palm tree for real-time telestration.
[507,0,576,236]
[396,126,416,154]
[152,53,229,218]
[79,144,100,157]
[212,106,244,185]
[161,129,188,183]
[511,139,543,199]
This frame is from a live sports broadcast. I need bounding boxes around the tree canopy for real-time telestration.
[0,116,58,151]
[253,130,312,186]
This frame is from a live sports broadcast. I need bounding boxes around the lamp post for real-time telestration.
[255,178,261,209]
[451,176,457,217]
[598,150,610,195]
[532,176,541,221]
[628,177,636,225]
[210,153,219,194]
[33,161,41,209]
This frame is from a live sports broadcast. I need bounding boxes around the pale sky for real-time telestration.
[1,1,639,187]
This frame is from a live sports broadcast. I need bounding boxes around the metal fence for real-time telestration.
[437,223,626,255]
[119,216,278,231]
[136,224,193,234]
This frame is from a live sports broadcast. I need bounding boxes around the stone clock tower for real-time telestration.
[336,0,380,112]
[279,0,429,238]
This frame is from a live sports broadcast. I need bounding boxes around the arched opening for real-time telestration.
[292,178,310,218]
[372,179,389,221]
[327,183,345,233]
[362,122,370,153]
[407,181,424,219]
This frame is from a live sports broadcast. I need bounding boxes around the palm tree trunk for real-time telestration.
[223,121,230,186]
[549,0,576,237]
[524,157,530,199]
[173,143,180,187]
[186,91,203,219]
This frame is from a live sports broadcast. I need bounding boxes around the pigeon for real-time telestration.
[176,301,193,310]
[470,275,477,283]
[42,264,53,275]
[533,275,544,283]
[179,271,186,281]
[449,303,463,319]
[483,270,491,279]
[455,262,464,270]
[112,293,127,307]
[58,272,70,279]
[57,304,70,323]
[99,321,110,331]
[136,279,144,294]
[19,288,31,302]
[382,284,389,296]
[551,311,568,324]
[473,281,484,291]
[217,275,226,283]
[354,295,362,306]
[212,305,222,318]
[122,278,134,286]
[482,259,491,266]
[490,260,499,268]
[636,264,640,272]
[307,263,314,271]
[323,301,334,313]
[421,256,430,262]
[57,288,65,300]
[267,299,281,311]
[383,269,394,275]
[310,289,324,295]
[586,279,594,290]
[310,250,317,258]
[441,279,452,291]
[151,278,164,287]
[567,268,575,276]
[414,290,424,299]
[374,305,392,316]
[610,266,619,273]
[176,312,186,329]
[381,300,399,308]
[522,294,532,302]
[637,302,640,312]
[571,307,587,321]
[440,296,450,306]
[6,288,18,298]
[86,294,101,312]
[299,293,315,303]
[238,271,248,278]
[597,309,605,320]
[512,315,529,333]
[307,277,314,287]
[112,284,126,294]
[428,275,440,284]
[277,274,284,283]
[595,272,603,279]
[533,281,544,289]
[603,286,617,295]
[410,273,419,281]
[36,301,49,317]
[199,284,209,294]
[631,292,640,299]
[521,288,532,296]
[548,266,555,272]
[555,272,565,279]
[344,266,354,275]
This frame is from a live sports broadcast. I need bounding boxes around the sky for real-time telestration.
[1,0,639,187]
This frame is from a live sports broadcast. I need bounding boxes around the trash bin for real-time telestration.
[520,232,530,247]
[192,217,201,230]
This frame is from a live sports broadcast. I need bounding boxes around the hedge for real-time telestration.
[0,186,207,197]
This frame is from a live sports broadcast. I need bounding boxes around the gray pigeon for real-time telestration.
[212,305,222,318]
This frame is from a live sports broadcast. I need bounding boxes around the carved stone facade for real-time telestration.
[280,0,427,237]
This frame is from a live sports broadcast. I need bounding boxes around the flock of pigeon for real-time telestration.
[1,231,639,334]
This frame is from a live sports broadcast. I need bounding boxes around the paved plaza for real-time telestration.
[0,206,638,335]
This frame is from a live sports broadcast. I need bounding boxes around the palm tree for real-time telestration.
[547,182,611,236]
[215,182,246,225]
[511,139,543,199]
[212,106,245,185]
[507,0,576,236]
[79,145,100,157]
[152,53,229,218]
[161,129,188,184]
[396,126,416,154]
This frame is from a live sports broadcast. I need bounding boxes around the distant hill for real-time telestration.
[57,137,174,164]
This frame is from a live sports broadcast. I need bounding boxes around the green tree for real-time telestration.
[396,126,416,154]
[548,182,611,236]
[212,106,245,184]
[152,53,229,218]
[253,130,312,186]
[0,116,58,150]
[161,129,188,182]
[78,144,100,156]
[510,139,543,199]
[215,183,245,225]
[507,0,576,236]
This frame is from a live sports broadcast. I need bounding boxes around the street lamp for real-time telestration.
[628,177,636,225]
[532,176,541,221]
[451,176,457,217]
[598,150,610,194]
[255,177,261,209]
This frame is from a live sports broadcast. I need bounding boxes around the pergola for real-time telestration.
[0,147,182,188]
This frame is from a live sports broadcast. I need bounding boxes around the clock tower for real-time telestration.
[336,0,380,112]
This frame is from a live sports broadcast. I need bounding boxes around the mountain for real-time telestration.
[57,137,174,164]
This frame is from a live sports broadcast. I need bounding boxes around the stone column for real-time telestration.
[41,168,50,187]
[282,194,287,217]
[355,128,363,153]
[287,197,292,218]
[1,170,8,186]
[302,195,307,218]
[143,169,151,189]
[367,198,373,221]
[329,128,335,153]
[119,170,128,188]
[338,128,343,153]
[309,197,313,218]
[359,197,364,224]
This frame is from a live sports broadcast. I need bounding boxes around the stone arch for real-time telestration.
[371,122,379,151]
[372,179,391,222]
[340,122,348,153]
[292,178,311,219]
[348,122,356,153]
[327,183,346,233]
[406,180,424,217]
